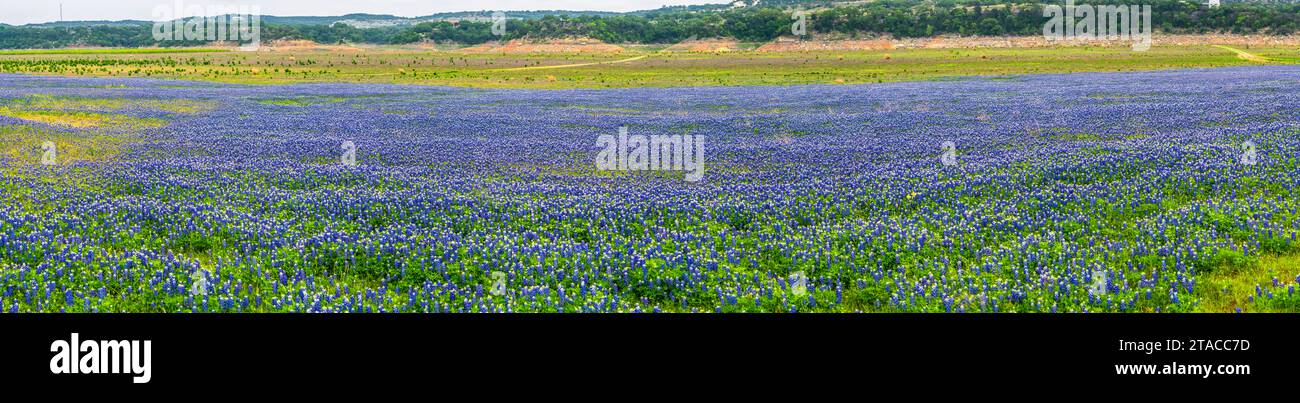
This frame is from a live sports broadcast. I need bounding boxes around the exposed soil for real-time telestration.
[662,39,742,52]
[757,37,895,51]
[258,39,364,53]
[455,38,625,54]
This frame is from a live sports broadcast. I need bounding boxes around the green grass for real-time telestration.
[0,124,136,164]
[0,48,229,55]
[255,96,348,107]
[1197,254,1300,313]
[0,95,201,164]
[4,94,218,114]
[0,107,166,129]
[1,44,1295,89]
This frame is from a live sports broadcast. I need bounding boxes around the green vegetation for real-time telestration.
[1198,255,1300,313]
[255,96,348,106]
[0,123,135,164]
[5,94,218,114]
[4,1,1300,49]
[1,45,1295,89]
[0,48,228,55]
[0,96,213,163]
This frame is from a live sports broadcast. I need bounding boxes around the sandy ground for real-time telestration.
[662,39,742,52]
[758,37,896,51]
[455,38,625,54]
[258,39,364,52]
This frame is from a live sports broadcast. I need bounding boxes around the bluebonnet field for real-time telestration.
[0,66,1298,313]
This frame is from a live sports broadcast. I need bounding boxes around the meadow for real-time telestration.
[1,64,1298,313]
[1,44,1297,89]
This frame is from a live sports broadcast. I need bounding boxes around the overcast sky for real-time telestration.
[1,0,721,25]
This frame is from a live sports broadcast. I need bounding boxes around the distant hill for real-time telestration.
[421,10,625,20]
[4,0,1300,49]
[260,14,404,26]
[16,0,1300,30]
[10,2,859,29]
[15,8,676,29]
[22,20,151,28]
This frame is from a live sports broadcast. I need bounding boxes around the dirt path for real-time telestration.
[1213,45,1274,63]
[486,54,649,72]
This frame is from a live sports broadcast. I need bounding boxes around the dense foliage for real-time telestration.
[3,1,1300,49]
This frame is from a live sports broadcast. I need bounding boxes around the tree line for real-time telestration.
[3,0,1300,49]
